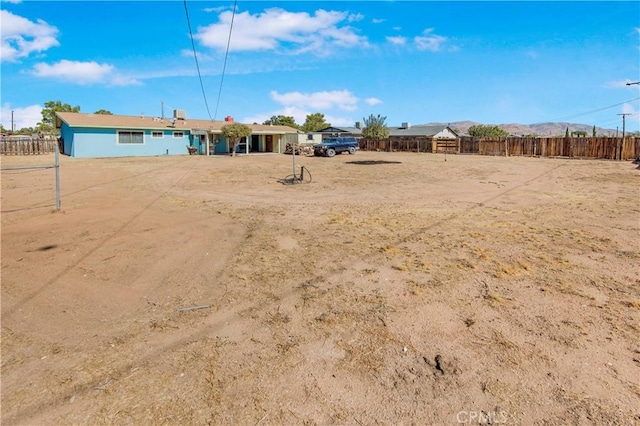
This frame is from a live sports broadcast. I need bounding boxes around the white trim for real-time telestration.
[173,131,185,138]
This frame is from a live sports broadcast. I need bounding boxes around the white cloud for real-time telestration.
[320,25,364,48]
[386,36,406,45]
[203,6,227,13]
[1,103,42,130]
[525,50,539,59]
[323,114,355,127]
[243,106,307,126]
[622,103,640,129]
[270,89,359,111]
[414,28,447,52]
[348,13,364,22]
[195,7,368,55]
[372,18,385,24]
[241,113,270,125]
[245,89,367,127]
[109,74,142,86]
[179,48,217,62]
[243,106,354,128]
[32,60,140,86]
[0,10,59,62]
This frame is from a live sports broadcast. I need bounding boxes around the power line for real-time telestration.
[184,0,213,121]
[214,0,238,121]
[546,96,640,122]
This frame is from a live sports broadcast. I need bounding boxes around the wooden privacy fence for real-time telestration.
[360,137,433,153]
[1,138,58,155]
[460,136,638,160]
[361,136,639,160]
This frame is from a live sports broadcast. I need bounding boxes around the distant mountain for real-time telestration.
[425,121,620,137]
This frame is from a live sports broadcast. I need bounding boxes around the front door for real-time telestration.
[251,135,260,152]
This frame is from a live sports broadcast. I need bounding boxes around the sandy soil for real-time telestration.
[1,151,639,425]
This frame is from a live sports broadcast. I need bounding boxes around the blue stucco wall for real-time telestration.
[61,124,190,157]
[60,123,74,156]
[214,136,228,154]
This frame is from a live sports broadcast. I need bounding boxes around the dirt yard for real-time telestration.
[1,151,639,425]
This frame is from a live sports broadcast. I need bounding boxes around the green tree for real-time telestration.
[221,122,252,157]
[94,109,113,115]
[592,125,596,137]
[361,114,389,140]
[15,127,36,135]
[571,130,587,137]
[468,124,509,137]
[301,113,330,132]
[263,115,298,129]
[565,127,569,138]
[39,101,81,134]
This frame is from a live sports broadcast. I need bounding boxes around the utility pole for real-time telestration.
[626,82,640,158]
[617,113,631,160]
[11,110,14,134]
[161,101,164,119]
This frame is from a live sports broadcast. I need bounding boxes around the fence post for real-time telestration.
[55,144,61,211]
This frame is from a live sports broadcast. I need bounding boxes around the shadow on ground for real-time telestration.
[346,160,402,165]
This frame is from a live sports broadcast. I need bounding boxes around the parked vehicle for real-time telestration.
[313,137,359,157]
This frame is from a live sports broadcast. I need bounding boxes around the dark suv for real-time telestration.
[313,137,359,157]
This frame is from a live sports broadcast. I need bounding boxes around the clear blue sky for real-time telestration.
[1,1,639,132]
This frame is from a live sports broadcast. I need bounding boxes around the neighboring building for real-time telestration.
[387,123,458,140]
[317,122,458,139]
[316,122,364,138]
[55,111,299,158]
[387,123,460,153]
[318,122,460,152]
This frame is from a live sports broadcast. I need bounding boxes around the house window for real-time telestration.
[173,131,184,138]
[118,131,144,144]
[151,131,163,138]
[307,134,313,140]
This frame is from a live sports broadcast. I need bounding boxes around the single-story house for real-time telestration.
[316,122,457,139]
[55,111,299,158]
[316,123,364,138]
[387,123,458,138]
[317,122,459,152]
[387,123,460,153]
